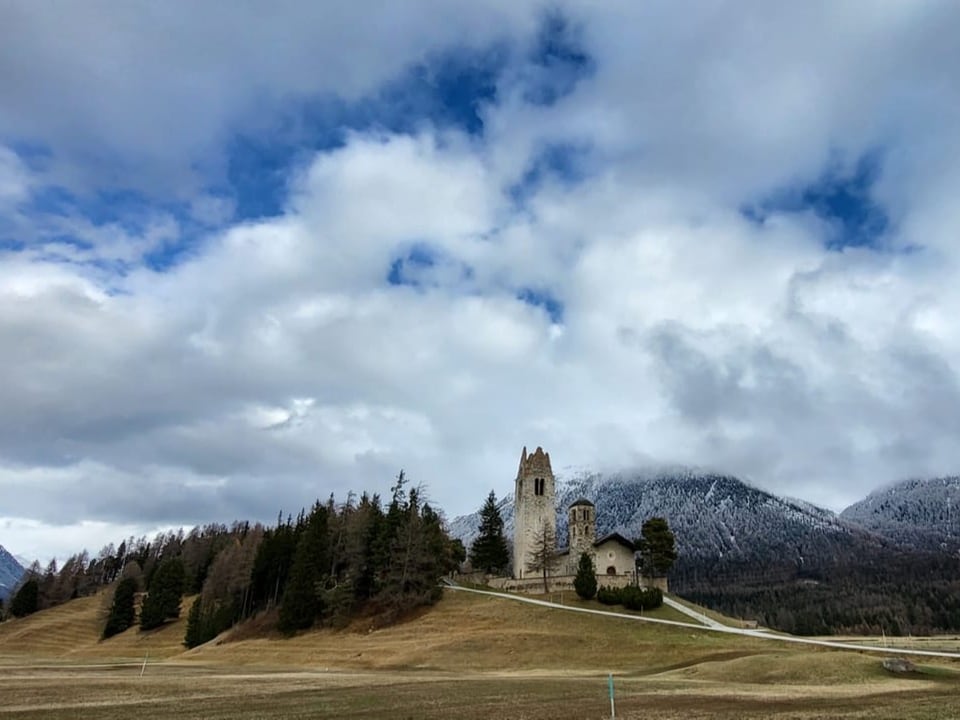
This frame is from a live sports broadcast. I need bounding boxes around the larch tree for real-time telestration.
[526,521,556,594]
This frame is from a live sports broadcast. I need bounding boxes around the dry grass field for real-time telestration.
[1,589,959,719]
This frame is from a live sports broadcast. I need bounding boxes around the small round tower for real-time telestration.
[567,498,596,557]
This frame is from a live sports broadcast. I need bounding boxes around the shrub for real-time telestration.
[596,586,622,605]
[622,586,663,611]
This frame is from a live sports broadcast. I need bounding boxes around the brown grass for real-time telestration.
[0,592,195,663]
[1,589,959,719]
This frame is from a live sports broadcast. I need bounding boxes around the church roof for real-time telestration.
[593,532,635,551]
[569,497,594,508]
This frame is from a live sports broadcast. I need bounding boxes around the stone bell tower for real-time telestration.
[513,446,556,579]
[568,498,596,559]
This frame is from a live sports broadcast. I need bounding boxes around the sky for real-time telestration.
[2,1,960,563]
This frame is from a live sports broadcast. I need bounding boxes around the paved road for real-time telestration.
[443,582,960,660]
[661,595,728,629]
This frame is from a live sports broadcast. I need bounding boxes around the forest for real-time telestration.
[1,473,465,647]
[673,551,960,636]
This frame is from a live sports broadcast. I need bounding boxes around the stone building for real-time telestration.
[512,445,557,580]
[509,445,653,591]
[557,498,637,578]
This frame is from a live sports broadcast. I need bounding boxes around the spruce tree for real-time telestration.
[10,579,39,618]
[278,503,329,634]
[637,517,677,577]
[102,577,138,638]
[574,552,597,600]
[468,491,509,574]
[140,558,186,630]
[184,595,206,648]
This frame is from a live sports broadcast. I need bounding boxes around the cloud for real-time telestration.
[3,2,960,561]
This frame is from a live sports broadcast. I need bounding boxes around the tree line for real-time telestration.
[3,473,464,648]
[672,550,960,636]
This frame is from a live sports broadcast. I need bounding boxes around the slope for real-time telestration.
[0,544,25,601]
[0,591,195,662]
[841,476,960,554]
[450,468,880,571]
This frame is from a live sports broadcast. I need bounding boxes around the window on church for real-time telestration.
[606,566,616,575]
[534,478,544,496]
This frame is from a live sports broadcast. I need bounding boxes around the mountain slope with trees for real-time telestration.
[0,544,25,601]
[840,476,960,554]
[449,468,960,636]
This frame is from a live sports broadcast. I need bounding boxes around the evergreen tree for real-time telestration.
[447,538,467,571]
[278,503,329,634]
[184,594,205,648]
[637,517,677,577]
[468,491,509,574]
[140,558,186,630]
[10,579,39,617]
[102,577,138,638]
[574,552,597,600]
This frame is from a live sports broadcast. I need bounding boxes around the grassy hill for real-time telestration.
[2,588,959,719]
[0,592,195,663]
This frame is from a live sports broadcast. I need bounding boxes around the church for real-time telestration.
[510,446,640,590]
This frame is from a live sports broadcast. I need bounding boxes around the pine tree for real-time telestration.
[10,579,39,618]
[574,552,597,600]
[184,594,206,648]
[278,503,329,634]
[637,517,677,577]
[468,491,509,574]
[102,577,138,638]
[140,558,186,630]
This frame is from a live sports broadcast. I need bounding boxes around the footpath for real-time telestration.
[442,581,960,660]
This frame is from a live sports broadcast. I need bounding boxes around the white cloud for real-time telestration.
[3,2,960,561]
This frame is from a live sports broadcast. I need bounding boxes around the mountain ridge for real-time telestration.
[449,467,870,565]
[840,476,960,555]
[0,544,26,601]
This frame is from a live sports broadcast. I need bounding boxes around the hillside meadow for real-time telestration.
[1,589,959,719]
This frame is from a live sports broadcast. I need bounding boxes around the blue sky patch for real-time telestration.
[387,244,475,290]
[511,142,590,204]
[743,152,890,251]
[224,43,510,224]
[388,245,438,287]
[524,10,594,106]
[517,287,564,324]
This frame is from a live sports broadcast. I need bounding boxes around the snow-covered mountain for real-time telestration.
[0,544,26,601]
[449,468,881,568]
[841,477,960,554]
